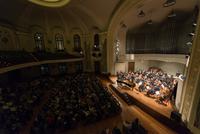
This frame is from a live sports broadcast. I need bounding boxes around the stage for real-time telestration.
[109,76,174,118]
[109,76,190,133]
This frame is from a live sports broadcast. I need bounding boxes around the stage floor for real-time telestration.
[109,76,174,119]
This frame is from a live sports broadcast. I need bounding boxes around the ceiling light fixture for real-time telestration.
[186,42,192,46]
[163,0,176,7]
[189,32,195,36]
[138,10,145,17]
[193,23,197,27]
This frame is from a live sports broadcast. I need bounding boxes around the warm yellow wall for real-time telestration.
[0,22,104,72]
[107,0,141,74]
[17,32,34,52]
[0,25,18,51]
[188,71,200,134]
[180,3,200,133]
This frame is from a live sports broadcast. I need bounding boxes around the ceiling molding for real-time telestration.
[28,0,71,7]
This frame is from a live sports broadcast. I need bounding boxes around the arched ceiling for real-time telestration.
[0,0,121,32]
[28,0,71,7]
[0,0,198,33]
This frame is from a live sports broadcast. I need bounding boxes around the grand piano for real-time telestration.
[117,79,136,89]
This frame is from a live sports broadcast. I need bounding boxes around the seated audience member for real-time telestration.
[112,126,121,134]
[138,83,145,92]
[101,128,110,134]
[131,118,147,134]
[121,118,147,134]
[0,77,53,133]
[122,121,132,133]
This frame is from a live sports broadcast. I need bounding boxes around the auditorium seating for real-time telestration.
[0,51,36,68]
[0,74,121,134]
[12,73,120,133]
[100,118,147,134]
[122,118,147,134]
[0,77,53,133]
[0,51,82,69]
[30,74,121,133]
[32,51,81,61]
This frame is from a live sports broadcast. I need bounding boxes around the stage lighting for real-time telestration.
[193,23,197,27]
[138,10,145,17]
[189,32,195,36]
[186,42,192,46]
[163,0,176,7]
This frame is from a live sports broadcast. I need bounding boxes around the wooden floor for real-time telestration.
[64,77,176,134]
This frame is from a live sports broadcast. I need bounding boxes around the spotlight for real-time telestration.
[138,10,145,17]
[189,32,195,36]
[163,0,176,7]
[168,10,176,18]
[186,42,192,46]
[193,23,197,27]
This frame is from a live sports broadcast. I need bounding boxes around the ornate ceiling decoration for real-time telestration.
[28,0,71,7]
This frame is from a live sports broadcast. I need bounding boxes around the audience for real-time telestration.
[32,51,80,61]
[101,118,147,134]
[0,74,121,134]
[112,126,122,134]
[31,74,121,133]
[0,77,53,133]
[0,51,36,68]
[121,118,147,134]
[0,51,81,68]
[0,71,153,134]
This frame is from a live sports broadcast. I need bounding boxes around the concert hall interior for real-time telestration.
[0,0,200,134]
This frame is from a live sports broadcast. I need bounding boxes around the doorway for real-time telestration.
[128,62,135,72]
